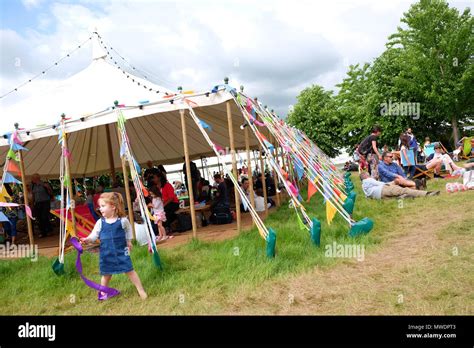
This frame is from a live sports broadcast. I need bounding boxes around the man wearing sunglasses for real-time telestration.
[378,152,425,190]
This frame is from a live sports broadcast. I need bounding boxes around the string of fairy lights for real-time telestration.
[0,32,176,100]
[94,32,175,92]
[93,31,172,96]
[0,36,93,100]
[0,30,229,137]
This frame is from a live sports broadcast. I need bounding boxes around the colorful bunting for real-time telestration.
[6,161,21,175]
[3,173,21,184]
[326,200,337,225]
[0,211,11,223]
[307,180,318,202]
[11,143,28,151]
[6,149,16,159]
[198,119,212,131]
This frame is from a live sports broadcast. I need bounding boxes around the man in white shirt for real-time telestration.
[360,172,439,199]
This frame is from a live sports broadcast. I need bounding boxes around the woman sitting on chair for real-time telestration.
[427,144,465,176]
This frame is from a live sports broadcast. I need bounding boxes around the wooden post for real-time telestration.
[244,126,256,219]
[180,109,197,238]
[105,124,117,186]
[281,145,286,173]
[259,146,269,215]
[15,142,34,247]
[115,124,136,239]
[61,127,77,238]
[226,101,241,231]
[272,137,281,207]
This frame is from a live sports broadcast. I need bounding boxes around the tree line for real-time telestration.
[288,0,473,157]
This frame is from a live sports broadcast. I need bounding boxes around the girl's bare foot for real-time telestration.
[138,290,148,300]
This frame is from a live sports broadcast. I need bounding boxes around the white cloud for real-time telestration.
[21,0,45,10]
[2,0,472,117]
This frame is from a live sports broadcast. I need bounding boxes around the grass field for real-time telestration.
[0,172,473,315]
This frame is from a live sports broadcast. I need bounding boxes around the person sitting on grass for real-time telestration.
[427,143,466,176]
[378,151,425,190]
[360,172,439,199]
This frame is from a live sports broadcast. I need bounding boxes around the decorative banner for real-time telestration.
[198,119,212,131]
[6,161,21,175]
[62,147,72,159]
[6,149,16,159]
[3,173,21,184]
[0,202,19,207]
[326,201,337,225]
[307,180,318,202]
[184,98,199,108]
[214,143,225,154]
[0,211,12,223]
[11,143,28,151]
[25,205,34,220]
[119,142,126,157]
[296,213,306,231]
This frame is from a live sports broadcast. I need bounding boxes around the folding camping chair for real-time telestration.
[423,143,435,160]
[413,142,449,179]
[50,204,97,239]
[459,137,474,160]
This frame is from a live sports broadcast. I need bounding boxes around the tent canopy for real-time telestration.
[0,37,260,179]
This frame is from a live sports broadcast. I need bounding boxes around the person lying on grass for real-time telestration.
[80,192,147,301]
[360,172,440,199]
[378,151,426,190]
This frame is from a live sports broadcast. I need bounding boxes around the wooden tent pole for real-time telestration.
[281,145,286,173]
[226,101,241,232]
[61,125,77,238]
[180,109,197,238]
[259,146,269,215]
[272,136,281,207]
[14,124,34,247]
[244,126,256,222]
[105,124,117,186]
[115,124,135,239]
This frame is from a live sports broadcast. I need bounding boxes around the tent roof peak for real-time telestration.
[92,30,107,61]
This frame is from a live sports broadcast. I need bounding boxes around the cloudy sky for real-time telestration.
[0,0,471,117]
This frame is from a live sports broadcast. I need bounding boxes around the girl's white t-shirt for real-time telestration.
[85,217,133,242]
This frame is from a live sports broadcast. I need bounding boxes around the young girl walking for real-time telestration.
[81,192,147,300]
[149,186,173,242]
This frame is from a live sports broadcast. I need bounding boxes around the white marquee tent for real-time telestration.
[0,36,260,179]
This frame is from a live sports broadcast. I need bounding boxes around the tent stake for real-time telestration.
[115,123,136,239]
[180,109,197,238]
[226,101,241,232]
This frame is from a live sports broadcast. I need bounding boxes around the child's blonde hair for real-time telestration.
[99,192,126,217]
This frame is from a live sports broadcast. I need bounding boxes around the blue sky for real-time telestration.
[1,0,471,117]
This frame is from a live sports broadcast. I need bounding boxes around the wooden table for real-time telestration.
[176,204,211,214]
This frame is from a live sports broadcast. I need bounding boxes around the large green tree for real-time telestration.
[289,0,473,156]
[287,85,342,157]
[386,0,473,146]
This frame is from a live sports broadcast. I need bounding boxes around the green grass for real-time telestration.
[1,172,473,315]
